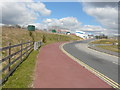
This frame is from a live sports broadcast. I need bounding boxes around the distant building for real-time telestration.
[59,29,70,34]
[75,31,89,39]
[88,34,94,39]
[49,28,71,35]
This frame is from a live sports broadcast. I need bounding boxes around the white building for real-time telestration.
[75,31,89,39]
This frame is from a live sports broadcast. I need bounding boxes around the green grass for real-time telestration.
[91,39,119,53]
[91,39,118,44]
[2,27,81,47]
[2,27,82,88]
[96,45,120,53]
[2,49,39,88]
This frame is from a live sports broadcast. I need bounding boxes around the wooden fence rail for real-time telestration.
[0,40,42,85]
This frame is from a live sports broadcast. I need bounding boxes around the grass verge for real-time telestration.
[91,39,118,44]
[2,49,39,88]
[2,27,82,88]
[96,45,119,53]
[90,39,119,53]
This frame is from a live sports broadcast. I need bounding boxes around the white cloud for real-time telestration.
[0,0,33,2]
[0,1,51,24]
[81,25,106,31]
[82,2,118,34]
[1,1,115,35]
[37,17,107,35]
[60,17,81,26]
[26,2,51,16]
[19,16,108,35]
[43,18,62,27]
[42,17,82,31]
[80,25,108,35]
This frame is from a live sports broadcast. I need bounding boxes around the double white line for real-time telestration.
[60,43,120,89]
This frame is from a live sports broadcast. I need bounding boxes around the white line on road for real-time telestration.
[112,62,118,65]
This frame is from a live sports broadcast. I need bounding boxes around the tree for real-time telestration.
[15,24,21,28]
[42,35,46,43]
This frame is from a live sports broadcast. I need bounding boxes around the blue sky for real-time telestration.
[38,2,100,26]
[1,1,117,35]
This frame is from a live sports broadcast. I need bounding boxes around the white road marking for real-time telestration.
[112,62,118,65]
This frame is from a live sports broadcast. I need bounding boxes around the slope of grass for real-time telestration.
[91,39,119,53]
[2,27,82,88]
[91,39,118,44]
[2,50,39,88]
[2,27,81,46]
[96,45,119,53]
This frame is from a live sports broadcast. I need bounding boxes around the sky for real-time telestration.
[0,0,118,35]
[42,2,99,25]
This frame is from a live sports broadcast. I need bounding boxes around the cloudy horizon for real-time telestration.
[0,0,118,35]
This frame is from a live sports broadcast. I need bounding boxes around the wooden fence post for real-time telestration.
[26,41,28,57]
[26,40,29,56]
[8,42,11,72]
[40,40,42,46]
[29,40,31,52]
[20,41,22,61]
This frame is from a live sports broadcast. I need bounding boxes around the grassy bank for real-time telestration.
[2,27,82,88]
[2,27,81,59]
[96,45,119,53]
[91,39,118,44]
[91,39,119,53]
[2,50,39,88]
[2,27,81,46]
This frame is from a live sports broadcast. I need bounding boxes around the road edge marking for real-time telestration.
[59,42,120,89]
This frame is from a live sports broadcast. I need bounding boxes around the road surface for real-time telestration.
[63,39,119,83]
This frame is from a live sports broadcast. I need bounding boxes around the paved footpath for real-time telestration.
[33,42,112,88]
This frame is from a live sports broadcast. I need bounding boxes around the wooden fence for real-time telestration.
[0,40,42,85]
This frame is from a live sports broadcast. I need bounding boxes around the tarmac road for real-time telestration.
[63,39,119,83]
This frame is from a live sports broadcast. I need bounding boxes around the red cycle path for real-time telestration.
[33,42,112,88]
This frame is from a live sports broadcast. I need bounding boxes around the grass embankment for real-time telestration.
[2,50,39,88]
[97,45,119,53]
[2,27,82,88]
[2,27,81,46]
[91,39,119,53]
